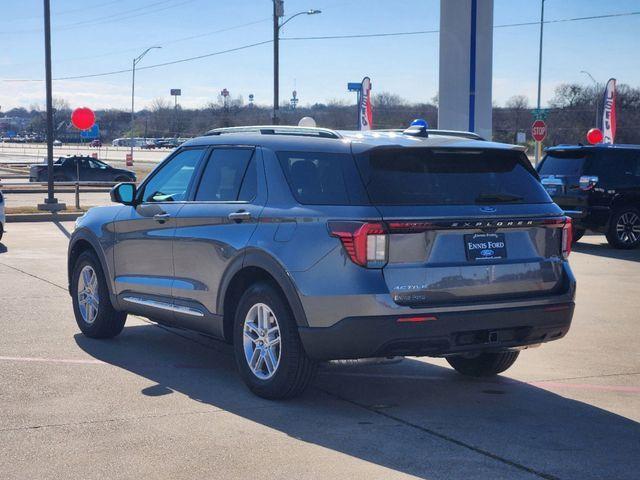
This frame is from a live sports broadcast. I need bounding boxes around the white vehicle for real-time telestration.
[0,190,5,242]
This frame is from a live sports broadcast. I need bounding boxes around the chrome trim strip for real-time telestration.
[122,296,205,317]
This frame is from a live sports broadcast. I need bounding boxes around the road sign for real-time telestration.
[80,124,99,139]
[531,108,549,120]
[170,89,181,96]
[531,120,547,142]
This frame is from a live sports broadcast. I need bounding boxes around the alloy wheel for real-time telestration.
[77,265,99,324]
[242,303,281,380]
[616,211,640,245]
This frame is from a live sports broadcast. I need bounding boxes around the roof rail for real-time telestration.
[341,128,485,141]
[204,125,342,139]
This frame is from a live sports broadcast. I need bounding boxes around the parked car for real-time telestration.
[68,124,576,399]
[157,138,181,149]
[0,190,5,242]
[89,139,102,148]
[30,156,136,183]
[538,144,640,249]
[141,140,160,149]
[53,139,62,146]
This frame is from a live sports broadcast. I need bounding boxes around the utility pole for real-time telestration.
[38,0,64,211]
[534,0,545,166]
[272,2,320,125]
[273,0,283,125]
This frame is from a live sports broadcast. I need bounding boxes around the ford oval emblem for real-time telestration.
[480,206,497,213]
[480,249,494,257]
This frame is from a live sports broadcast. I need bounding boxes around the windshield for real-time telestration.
[355,148,550,206]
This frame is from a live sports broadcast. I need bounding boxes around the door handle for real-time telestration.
[228,210,252,222]
[153,213,171,223]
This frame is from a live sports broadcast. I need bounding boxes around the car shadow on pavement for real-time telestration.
[0,243,7,254]
[573,240,640,262]
[75,325,640,480]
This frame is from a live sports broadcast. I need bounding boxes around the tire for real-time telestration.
[605,207,640,249]
[71,250,126,338]
[233,282,317,399]
[446,351,520,377]
[572,228,585,244]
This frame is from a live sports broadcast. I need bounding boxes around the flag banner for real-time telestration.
[602,78,617,144]
[358,77,373,131]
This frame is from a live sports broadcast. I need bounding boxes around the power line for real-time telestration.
[282,10,640,41]
[0,0,195,34]
[8,17,271,67]
[2,10,639,83]
[54,40,273,80]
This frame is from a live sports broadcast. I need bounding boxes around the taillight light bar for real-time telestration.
[328,221,388,268]
[543,217,572,259]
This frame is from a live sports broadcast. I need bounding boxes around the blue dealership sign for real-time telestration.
[80,124,100,139]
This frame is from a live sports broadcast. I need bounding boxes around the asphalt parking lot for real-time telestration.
[0,221,638,480]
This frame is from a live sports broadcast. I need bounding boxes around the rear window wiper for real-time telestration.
[475,193,524,203]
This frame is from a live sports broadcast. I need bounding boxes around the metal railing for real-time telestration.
[0,180,118,209]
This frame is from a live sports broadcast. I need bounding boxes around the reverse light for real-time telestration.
[329,221,388,268]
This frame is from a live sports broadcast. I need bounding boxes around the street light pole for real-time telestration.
[272,2,321,125]
[581,70,599,129]
[130,47,161,159]
[534,0,545,166]
[39,0,64,211]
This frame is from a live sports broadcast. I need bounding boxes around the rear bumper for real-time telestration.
[299,302,574,361]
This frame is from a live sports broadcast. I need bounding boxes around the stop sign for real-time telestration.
[531,119,547,142]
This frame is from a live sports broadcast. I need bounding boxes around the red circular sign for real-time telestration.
[531,120,547,142]
[586,128,603,145]
[71,107,95,131]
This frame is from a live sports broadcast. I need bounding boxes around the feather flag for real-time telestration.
[602,78,617,144]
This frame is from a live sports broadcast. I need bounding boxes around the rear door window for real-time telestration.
[356,148,550,205]
[195,148,255,202]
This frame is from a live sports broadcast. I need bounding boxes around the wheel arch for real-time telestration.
[610,193,640,211]
[218,249,308,343]
[68,230,114,300]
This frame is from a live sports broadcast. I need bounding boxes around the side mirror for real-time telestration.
[110,182,136,205]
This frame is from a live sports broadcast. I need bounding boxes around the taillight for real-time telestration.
[579,175,599,191]
[328,221,388,268]
[562,217,572,259]
[543,217,572,259]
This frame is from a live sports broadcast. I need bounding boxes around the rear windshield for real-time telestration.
[539,151,588,176]
[356,148,550,205]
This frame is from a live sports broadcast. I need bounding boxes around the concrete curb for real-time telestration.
[6,212,84,223]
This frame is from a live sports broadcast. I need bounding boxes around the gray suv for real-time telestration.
[68,125,576,399]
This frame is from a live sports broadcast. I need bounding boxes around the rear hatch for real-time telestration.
[353,147,570,307]
[538,149,592,209]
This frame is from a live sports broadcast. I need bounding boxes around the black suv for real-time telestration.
[538,144,640,249]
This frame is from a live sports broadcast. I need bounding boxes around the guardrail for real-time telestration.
[1,180,119,209]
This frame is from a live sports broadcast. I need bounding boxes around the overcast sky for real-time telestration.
[1,0,639,111]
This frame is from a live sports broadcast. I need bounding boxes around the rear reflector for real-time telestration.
[397,315,437,323]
